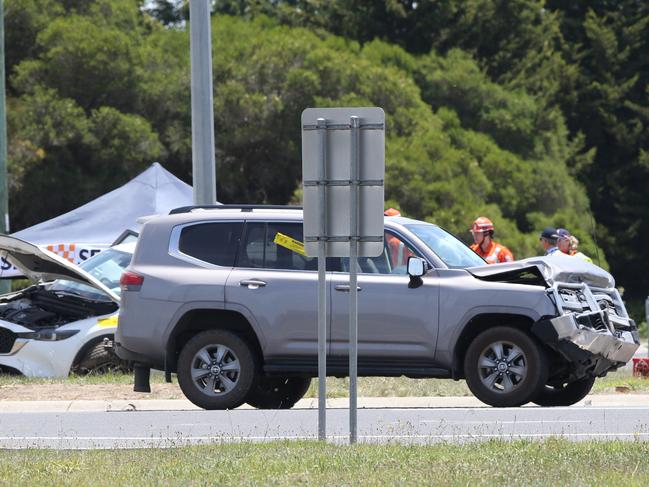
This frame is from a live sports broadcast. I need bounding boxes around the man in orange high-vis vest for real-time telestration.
[469,217,514,264]
[384,208,413,267]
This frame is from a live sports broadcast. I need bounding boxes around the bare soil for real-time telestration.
[0,371,646,401]
[0,383,185,401]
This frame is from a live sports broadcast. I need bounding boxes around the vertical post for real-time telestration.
[189,0,217,205]
[316,117,327,440]
[349,116,360,444]
[0,1,9,292]
[645,296,649,354]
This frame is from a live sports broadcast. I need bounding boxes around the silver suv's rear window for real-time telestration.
[179,222,243,266]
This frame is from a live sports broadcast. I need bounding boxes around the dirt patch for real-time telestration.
[0,383,185,401]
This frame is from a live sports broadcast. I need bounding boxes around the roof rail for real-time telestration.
[169,204,303,215]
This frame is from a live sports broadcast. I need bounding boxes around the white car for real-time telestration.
[0,236,135,377]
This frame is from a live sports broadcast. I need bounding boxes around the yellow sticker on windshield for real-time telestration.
[273,232,307,256]
[98,316,118,328]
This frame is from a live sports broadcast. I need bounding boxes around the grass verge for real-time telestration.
[0,440,647,486]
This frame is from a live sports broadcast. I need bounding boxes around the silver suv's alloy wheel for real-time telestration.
[177,330,256,410]
[191,344,241,396]
[478,341,527,394]
[464,326,548,407]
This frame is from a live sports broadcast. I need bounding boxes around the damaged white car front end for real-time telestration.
[0,236,134,377]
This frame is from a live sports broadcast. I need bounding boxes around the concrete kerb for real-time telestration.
[3,394,649,413]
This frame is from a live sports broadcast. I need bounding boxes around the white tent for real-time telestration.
[3,163,194,275]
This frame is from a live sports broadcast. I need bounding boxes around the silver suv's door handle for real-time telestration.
[335,285,362,292]
[240,279,267,289]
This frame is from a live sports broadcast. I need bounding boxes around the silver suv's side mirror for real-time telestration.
[407,256,426,278]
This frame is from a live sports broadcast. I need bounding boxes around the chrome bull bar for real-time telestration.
[549,313,638,363]
[547,282,638,363]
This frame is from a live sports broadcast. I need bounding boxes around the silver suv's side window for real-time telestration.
[178,222,243,266]
[238,222,318,271]
[340,231,420,274]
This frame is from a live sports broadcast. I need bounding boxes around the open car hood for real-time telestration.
[468,254,615,289]
[0,235,120,303]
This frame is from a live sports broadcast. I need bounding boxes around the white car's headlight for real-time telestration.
[17,329,80,341]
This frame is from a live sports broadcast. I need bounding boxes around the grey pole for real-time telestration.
[0,1,10,292]
[645,296,648,353]
[316,117,327,440]
[349,116,360,444]
[189,0,216,205]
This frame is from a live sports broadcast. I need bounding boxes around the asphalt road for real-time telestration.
[1,405,649,449]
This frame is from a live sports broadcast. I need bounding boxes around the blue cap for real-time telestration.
[540,227,558,240]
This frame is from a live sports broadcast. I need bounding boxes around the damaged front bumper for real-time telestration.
[532,282,640,373]
[539,312,639,363]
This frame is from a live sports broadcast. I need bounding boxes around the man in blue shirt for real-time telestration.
[539,227,559,255]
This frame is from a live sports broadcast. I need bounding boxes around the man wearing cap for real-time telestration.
[557,228,593,263]
[539,227,560,256]
[556,228,573,256]
[469,217,514,264]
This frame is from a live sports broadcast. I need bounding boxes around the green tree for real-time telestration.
[4,4,610,273]
[211,1,646,295]
[4,0,64,83]
[6,0,165,230]
[8,88,162,229]
[543,1,649,295]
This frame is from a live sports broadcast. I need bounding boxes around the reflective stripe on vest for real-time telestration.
[485,246,501,264]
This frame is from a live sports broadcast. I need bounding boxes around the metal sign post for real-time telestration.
[302,108,385,444]
[646,296,649,352]
[349,116,360,443]
[316,117,328,441]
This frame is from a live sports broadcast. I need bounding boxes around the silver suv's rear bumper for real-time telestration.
[115,341,164,370]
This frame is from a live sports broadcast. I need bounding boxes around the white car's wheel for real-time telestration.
[73,341,131,375]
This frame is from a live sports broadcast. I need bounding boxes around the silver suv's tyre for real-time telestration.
[246,377,312,409]
[532,376,596,407]
[177,330,257,410]
[464,326,548,407]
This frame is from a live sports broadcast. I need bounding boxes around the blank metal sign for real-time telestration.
[301,107,385,258]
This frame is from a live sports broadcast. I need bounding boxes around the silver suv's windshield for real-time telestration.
[48,248,133,301]
[405,224,486,269]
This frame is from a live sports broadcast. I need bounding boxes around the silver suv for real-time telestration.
[116,205,639,409]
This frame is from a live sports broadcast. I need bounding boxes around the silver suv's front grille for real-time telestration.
[549,282,631,332]
[546,282,638,363]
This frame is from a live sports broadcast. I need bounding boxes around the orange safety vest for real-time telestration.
[386,234,412,267]
[470,240,514,264]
